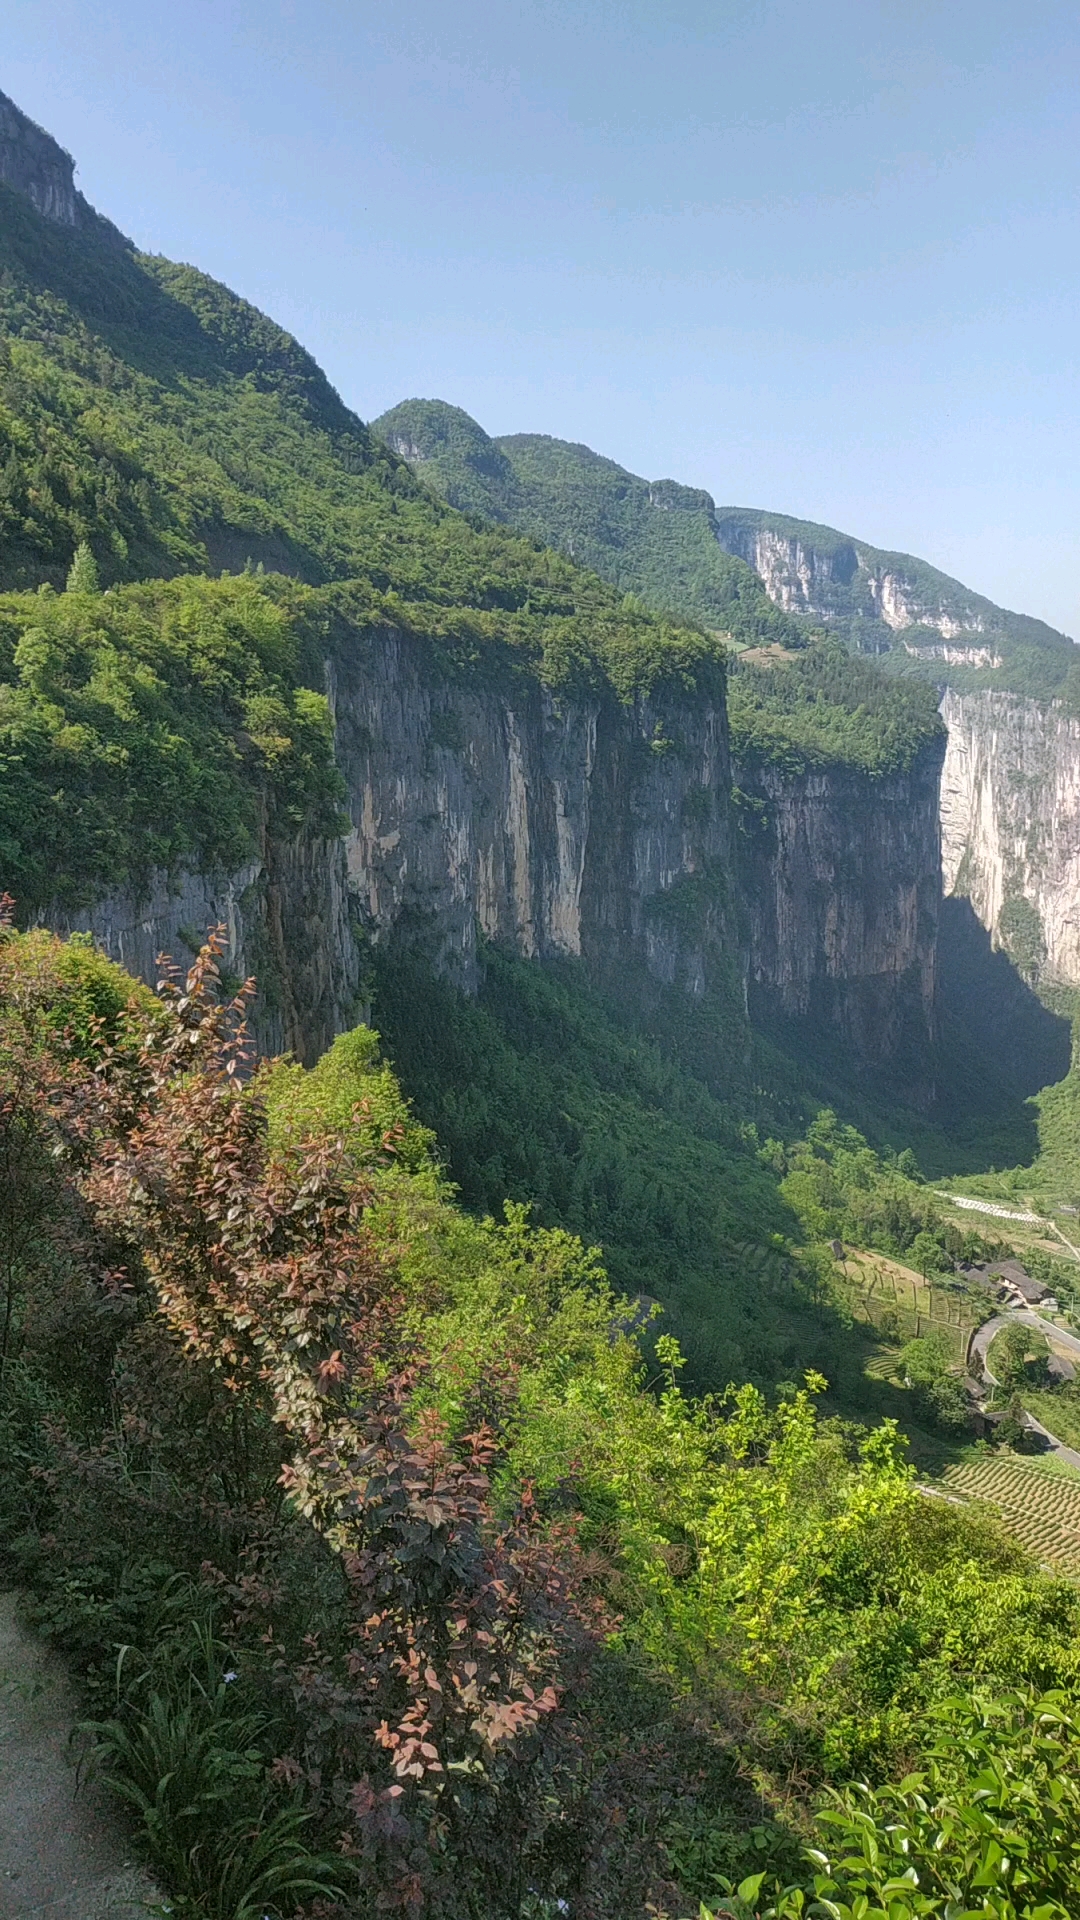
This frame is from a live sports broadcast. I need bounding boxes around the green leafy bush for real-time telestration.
[707,1691,1080,1918]
[0,572,343,909]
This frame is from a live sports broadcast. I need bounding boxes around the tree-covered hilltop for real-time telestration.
[373,398,1080,707]
[728,638,945,776]
[0,177,744,916]
[372,396,802,646]
[0,174,728,680]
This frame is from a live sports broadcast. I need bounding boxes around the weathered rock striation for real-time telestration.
[735,745,944,1094]
[41,832,359,1066]
[713,511,1080,987]
[331,626,739,1006]
[0,89,83,226]
[710,509,1063,656]
[940,689,1080,986]
[45,620,943,1080]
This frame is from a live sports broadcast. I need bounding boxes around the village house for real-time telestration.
[958,1258,1057,1313]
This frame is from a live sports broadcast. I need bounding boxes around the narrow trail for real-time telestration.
[0,1592,158,1919]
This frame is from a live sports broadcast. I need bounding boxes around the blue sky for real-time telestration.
[6,1,1079,633]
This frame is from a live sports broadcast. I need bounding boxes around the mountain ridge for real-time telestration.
[373,395,1078,699]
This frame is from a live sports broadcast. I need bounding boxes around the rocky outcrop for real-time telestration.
[735,745,944,1093]
[940,689,1080,985]
[716,523,866,625]
[713,511,1080,996]
[330,625,739,1005]
[0,90,80,225]
[711,510,1070,658]
[41,832,360,1064]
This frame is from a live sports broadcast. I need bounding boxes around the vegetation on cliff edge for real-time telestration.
[6,924,1080,1918]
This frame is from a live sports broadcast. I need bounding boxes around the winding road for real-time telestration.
[969,1311,1080,1471]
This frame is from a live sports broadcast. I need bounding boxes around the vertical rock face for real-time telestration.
[38,622,946,1074]
[735,746,944,1092]
[330,626,739,1005]
[940,689,1080,984]
[717,524,865,624]
[40,833,360,1065]
[711,512,1021,649]
[713,509,1080,994]
[42,624,946,1076]
[0,91,80,225]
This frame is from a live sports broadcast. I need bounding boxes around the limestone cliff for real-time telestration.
[44,619,943,1077]
[0,90,83,226]
[940,689,1080,986]
[711,508,1069,659]
[713,509,1080,988]
[735,745,943,1092]
[42,831,359,1066]
[330,624,739,1006]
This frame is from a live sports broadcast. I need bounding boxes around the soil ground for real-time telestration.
[0,1591,159,1919]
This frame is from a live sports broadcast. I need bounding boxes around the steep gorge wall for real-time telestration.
[330,626,740,1007]
[44,622,942,1077]
[713,516,1010,648]
[41,830,359,1064]
[717,519,1080,988]
[940,689,1080,985]
[0,90,81,226]
[735,747,943,1093]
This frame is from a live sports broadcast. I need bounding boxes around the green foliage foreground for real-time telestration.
[4,926,1080,1918]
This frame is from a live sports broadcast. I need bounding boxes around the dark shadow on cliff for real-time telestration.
[745,897,1072,1179]
[936,896,1071,1098]
[913,896,1071,1176]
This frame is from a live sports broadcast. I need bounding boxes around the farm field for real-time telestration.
[938,1455,1080,1575]
[932,1193,1080,1273]
[841,1248,988,1361]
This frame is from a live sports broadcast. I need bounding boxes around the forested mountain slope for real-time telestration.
[371,396,802,646]
[7,84,1080,1920]
[373,396,1078,700]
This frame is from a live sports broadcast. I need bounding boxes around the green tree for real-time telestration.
[64,540,100,594]
[899,1329,952,1388]
[992,1322,1047,1391]
[910,1230,949,1278]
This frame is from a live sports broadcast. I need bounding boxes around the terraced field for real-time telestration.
[863,1350,902,1382]
[939,1456,1080,1574]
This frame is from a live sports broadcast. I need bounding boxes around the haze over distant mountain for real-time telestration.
[373,396,1078,702]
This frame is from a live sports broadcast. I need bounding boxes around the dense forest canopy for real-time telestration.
[372,397,807,649]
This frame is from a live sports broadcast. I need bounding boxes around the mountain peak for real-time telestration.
[0,88,81,225]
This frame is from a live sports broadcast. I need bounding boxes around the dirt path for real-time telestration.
[0,1591,158,1919]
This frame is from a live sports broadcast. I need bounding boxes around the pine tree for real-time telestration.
[65,541,100,594]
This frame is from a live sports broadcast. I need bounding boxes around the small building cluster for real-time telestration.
[958,1258,1059,1315]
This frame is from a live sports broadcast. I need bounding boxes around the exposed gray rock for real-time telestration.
[735,746,943,1093]
[40,620,944,1077]
[330,624,739,1005]
[0,90,80,225]
[941,688,1080,985]
[40,833,360,1065]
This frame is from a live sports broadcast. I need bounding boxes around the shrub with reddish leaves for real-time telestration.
[0,922,606,1914]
